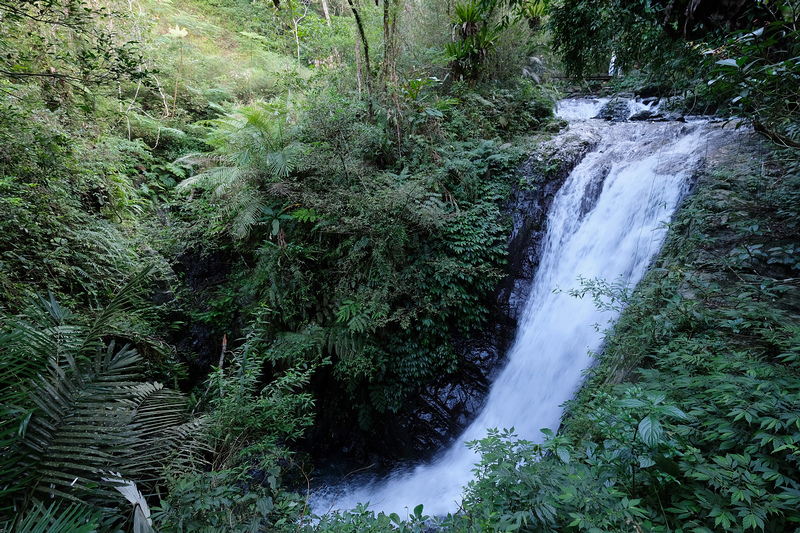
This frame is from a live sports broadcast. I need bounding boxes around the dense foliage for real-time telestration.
[2,0,798,530]
[308,113,800,533]
[1,0,554,529]
[549,0,800,141]
[549,0,784,78]
[176,73,554,441]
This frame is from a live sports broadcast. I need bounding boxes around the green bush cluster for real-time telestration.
[0,100,149,310]
[0,0,555,529]
[181,76,556,431]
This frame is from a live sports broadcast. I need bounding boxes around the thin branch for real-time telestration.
[0,70,84,81]
[753,120,800,149]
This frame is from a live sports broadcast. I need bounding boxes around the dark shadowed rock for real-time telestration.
[630,109,686,122]
[169,248,240,386]
[596,98,631,122]
[635,84,672,98]
[630,109,656,121]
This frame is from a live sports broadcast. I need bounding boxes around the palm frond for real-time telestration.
[231,193,268,239]
[103,474,155,533]
[9,501,101,533]
[0,269,204,525]
[177,165,251,199]
[126,383,210,481]
[80,266,153,355]
[153,417,212,477]
[265,147,295,180]
[17,341,145,505]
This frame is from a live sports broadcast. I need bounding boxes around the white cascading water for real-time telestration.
[313,100,726,517]
[554,96,611,120]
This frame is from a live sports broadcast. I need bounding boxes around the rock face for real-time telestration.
[500,125,601,318]
[630,109,686,122]
[598,96,687,123]
[169,248,239,386]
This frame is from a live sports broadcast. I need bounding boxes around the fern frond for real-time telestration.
[231,193,267,239]
[10,501,101,533]
[174,101,298,238]
[326,326,367,361]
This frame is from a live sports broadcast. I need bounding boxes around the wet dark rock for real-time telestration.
[169,247,240,386]
[635,84,672,98]
[653,111,686,122]
[596,98,631,122]
[630,110,686,122]
[500,125,601,316]
[630,109,656,121]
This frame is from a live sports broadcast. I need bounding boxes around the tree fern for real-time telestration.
[175,101,300,238]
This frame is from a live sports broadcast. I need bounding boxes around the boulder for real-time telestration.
[596,98,631,122]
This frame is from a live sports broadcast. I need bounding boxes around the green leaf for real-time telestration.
[615,398,647,408]
[638,415,663,447]
[556,446,571,464]
[716,58,740,67]
[639,455,656,468]
[413,503,424,520]
[658,405,689,420]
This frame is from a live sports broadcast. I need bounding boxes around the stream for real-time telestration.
[311,98,730,517]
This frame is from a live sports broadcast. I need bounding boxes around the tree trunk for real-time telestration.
[321,0,332,26]
[291,2,309,68]
[381,0,403,91]
[355,39,363,96]
[753,120,800,149]
[382,0,404,159]
[347,0,373,118]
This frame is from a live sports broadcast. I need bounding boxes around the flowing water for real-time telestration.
[312,100,728,517]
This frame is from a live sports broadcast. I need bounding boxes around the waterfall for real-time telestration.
[312,100,726,518]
